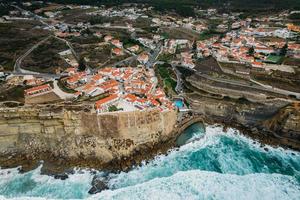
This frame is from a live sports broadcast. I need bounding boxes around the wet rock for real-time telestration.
[54,174,69,180]
[88,176,109,194]
[264,147,269,152]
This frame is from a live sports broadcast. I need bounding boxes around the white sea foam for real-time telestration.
[0,166,94,200]
[90,170,300,200]
[0,125,299,200]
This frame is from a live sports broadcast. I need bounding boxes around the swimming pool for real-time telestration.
[174,99,184,108]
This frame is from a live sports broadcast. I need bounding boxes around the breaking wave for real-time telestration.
[0,124,299,200]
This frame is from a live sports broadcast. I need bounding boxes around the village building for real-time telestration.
[104,35,113,42]
[127,45,140,53]
[24,84,52,97]
[137,53,149,64]
[112,48,124,56]
[111,39,123,48]
[95,94,119,113]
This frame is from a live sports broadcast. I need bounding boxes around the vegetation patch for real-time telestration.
[156,63,177,95]
[0,85,30,103]
[58,78,77,94]
[108,105,123,112]
[283,57,300,67]
[265,55,283,64]
[0,21,50,71]
[157,53,174,62]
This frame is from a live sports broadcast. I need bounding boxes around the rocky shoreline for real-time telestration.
[1,113,300,195]
[0,125,181,175]
[1,113,299,177]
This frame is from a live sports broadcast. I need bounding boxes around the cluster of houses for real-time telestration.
[195,23,299,74]
[158,17,299,73]
[64,65,174,113]
[89,6,152,21]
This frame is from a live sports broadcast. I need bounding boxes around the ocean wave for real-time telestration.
[0,124,299,199]
[0,166,93,199]
[106,125,300,189]
[91,170,300,200]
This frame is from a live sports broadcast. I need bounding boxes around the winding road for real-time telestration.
[14,36,51,73]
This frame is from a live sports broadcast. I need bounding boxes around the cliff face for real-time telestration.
[0,107,177,172]
[184,92,300,150]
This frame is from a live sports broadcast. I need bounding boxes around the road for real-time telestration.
[146,43,162,68]
[12,5,50,28]
[113,56,137,67]
[14,36,52,73]
[171,63,184,94]
[53,80,75,100]
[9,72,61,79]
[194,71,300,99]
[54,36,79,61]
[91,24,144,32]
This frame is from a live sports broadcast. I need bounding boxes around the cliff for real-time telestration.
[183,77,300,150]
[0,106,178,173]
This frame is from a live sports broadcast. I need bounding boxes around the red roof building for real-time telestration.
[95,94,119,113]
[24,84,52,97]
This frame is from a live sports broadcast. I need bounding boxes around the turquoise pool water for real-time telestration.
[174,99,184,108]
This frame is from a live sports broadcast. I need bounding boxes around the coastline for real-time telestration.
[1,112,299,176]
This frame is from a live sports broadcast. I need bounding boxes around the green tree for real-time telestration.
[248,46,254,55]
[78,56,86,71]
[280,44,288,56]
[108,105,119,112]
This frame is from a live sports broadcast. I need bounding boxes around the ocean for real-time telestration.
[0,123,299,200]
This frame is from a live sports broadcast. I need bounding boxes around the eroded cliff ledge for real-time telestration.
[0,106,178,173]
[183,74,300,150]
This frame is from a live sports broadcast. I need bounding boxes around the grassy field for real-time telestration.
[157,53,175,62]
[253,74,300,93]
[160,27,200,40]
[199,31,218,40]
[57,7,97,24]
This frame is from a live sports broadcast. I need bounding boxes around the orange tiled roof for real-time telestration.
[125,94,137,102]
[95,94,118,109]
[24,84,51,95]
[67,74,81,83]
[92,74,103,81]
[99,80,119,91]
[112,48,123,55]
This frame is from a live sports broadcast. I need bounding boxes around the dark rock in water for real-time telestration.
[54,174,69,180]
[264,147,269,152]
[88,176,109,194]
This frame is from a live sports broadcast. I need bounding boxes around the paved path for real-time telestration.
[196,72,300,99]
[54,36,79,61]
[52,80,75,100]
[14,36,51,73]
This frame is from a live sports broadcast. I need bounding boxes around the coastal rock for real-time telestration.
[54,174,69,180]
[88,176,109,194]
